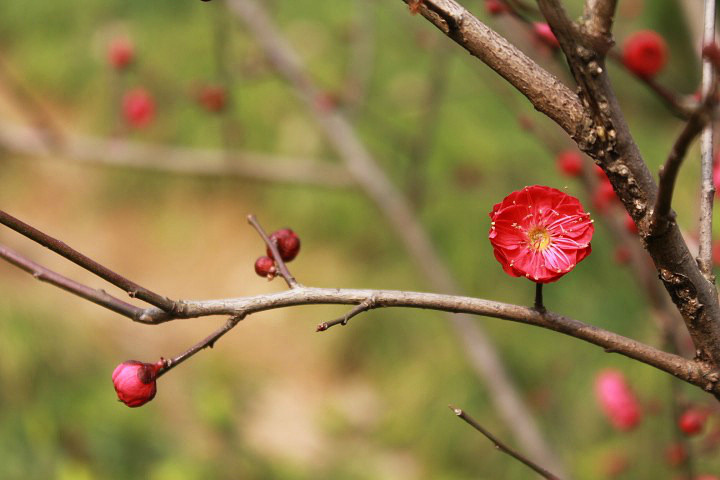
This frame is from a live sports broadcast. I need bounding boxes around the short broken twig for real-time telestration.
[316,296,377,331]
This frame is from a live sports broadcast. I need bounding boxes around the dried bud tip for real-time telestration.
[316,323,329,332]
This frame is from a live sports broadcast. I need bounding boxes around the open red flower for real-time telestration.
[489,185,593,283]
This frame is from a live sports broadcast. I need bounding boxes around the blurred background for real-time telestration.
[0,0,718,478]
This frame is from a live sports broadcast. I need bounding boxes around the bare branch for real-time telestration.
[652,109,709,231]
[396,0,586,137]
[698,0,717,281]
[0,243,145,320]
[0,210,180,313]
[228,0,567,470]
[246,214,298,289]
[0,121,355,189]
[129,285,719,396]
[449,405,561,480]
[158,315,244,377]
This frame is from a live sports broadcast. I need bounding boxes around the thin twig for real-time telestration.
[653,105,712,233]
[697,0,717,281]
[316,296,377,331]
[157,315,244,378]
[0,243,145,320]
[0,210,180,312]
[534,282,545,312]
[246,214,298,288]
[449,405,561,480]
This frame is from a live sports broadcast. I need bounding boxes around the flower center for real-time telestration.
[527,226,551,251]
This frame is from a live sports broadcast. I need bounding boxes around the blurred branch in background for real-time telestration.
[0,121,354,188]
[226,0,566,472]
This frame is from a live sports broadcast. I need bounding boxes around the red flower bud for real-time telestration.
[108,37,134,70]
[556,150,583,177]
[679,408,706,436]
[254,256,277,279]
[266,228,301,262]
[122,88,155,128]
[197,85,227,113]
[533,23,559,48]
[485,0,509,15]
[595,369,642,431]
[112,360,162,407]
[664,443,688,467]
[622,30,668,78]
[592,179,618,213]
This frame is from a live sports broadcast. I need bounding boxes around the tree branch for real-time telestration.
[0,121,355,189]
[697,0,717,281]
[652,108,709,232]
[397,0,586,138]
[449,405,561,480]
[0,210,181,313]
[582,0,617,53]
[0,243,146,320]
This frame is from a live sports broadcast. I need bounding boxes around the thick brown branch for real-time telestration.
[0,243,146,320]
[398,0,586,138]
[449,405,561,480]
[0,210,180,312]
[582,0,617,53]
[536,0,720,369]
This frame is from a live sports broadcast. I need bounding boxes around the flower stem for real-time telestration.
[534,282,546,313]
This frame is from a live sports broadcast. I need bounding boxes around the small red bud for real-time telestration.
[112,360,162,407]
[595,369,642,431]
[254,256,277,279]
[556,150,583,177]
[679,409,706,436]
[266,228,301,262]
[122,88,155,128]
[622,30,668,77]
[592,179,618,213]
[108,37,134,70]
[713,241,720,267]
[197,85,227,113]
[314,91,339,113]
[614,245,631,265]
[664,442,688,467]
[702,43,720,71]
[485,0,509,15]
[533,23,559,48]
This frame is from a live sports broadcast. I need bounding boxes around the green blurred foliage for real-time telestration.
[0,0,719,478]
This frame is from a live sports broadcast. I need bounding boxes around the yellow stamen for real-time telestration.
[527,226,551,251]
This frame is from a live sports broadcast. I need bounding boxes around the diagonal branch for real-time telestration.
[0,210,181,313]
[228,0,567,472]
[652,107,710,232]
[449,405,561,480]
[0,243,146,320]
[398,0,586,138]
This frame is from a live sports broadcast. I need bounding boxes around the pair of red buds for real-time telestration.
[254,228,301,280]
